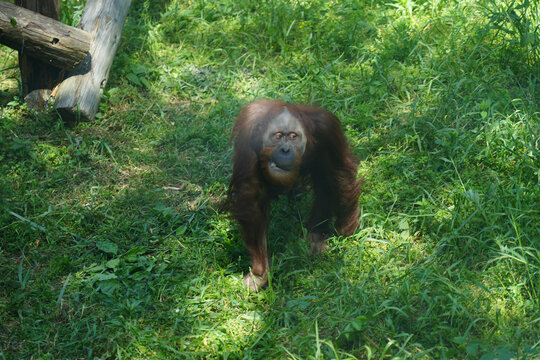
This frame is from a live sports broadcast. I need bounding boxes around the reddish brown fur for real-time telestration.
[228,100,362,291]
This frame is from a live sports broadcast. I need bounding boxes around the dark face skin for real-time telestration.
[261,107,307,183]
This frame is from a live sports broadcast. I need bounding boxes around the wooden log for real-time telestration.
[24,89,52,110]
[54,0,132,122]
[0,0,91,71]
[16,0,60,20]
[15,0,61,95]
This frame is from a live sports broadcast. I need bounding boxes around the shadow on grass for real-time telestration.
[1,0,539,357]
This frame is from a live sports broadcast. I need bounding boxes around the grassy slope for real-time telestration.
[1,0,539,358]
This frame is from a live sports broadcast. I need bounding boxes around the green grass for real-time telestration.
[1,0,539,358]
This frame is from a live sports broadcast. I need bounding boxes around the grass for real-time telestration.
[1,0,539,358]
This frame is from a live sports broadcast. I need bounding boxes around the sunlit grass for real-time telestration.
[1,0,539,358]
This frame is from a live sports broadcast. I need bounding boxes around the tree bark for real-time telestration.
[15,0,60,95]
[54,0,132,122]
[0,0,91,94]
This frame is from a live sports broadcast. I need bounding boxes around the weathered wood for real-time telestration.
[54,0,131,122]
[24,89,52,110]
[0,1,91,71]
[15,0,60,20]
[14,0,61,95]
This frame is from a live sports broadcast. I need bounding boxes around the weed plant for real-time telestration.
[1,0,539,358]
